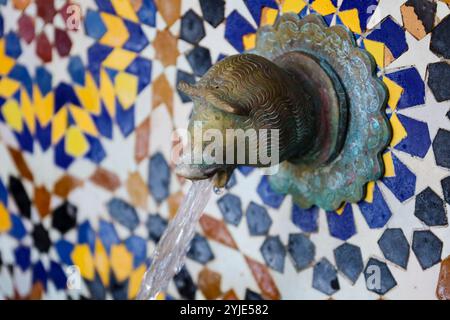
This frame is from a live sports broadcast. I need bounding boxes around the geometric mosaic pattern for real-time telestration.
[0,0,449,300]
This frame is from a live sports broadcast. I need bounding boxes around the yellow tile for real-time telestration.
[260,7,278,26]
[34,86,54,127]
[0,40,15,75]
[311,0,336,16]
[115,72,138,110]
[52,108,68,144]
[383,76,404,110]
[103,48,137,71]
[335,203,346,215]
[389,113,407,148]
[363,39,385,69]
[383,151,395,178]
[75,73,101,115]
[110,244,133,282]
[338,9,362,34]
[364,181,375,203]
[0,78,20,98]
[2,99,23,133]
[65,126,89,157]
[71,244,95,281]
[111,0,139,22]
[100,68,116,117]
[280,0,307,14]
[128,264,146,299]
[155,292,165,300]
[243,33,256,51]
[69,105,99,137]
[0,202,12,233]
[20,89,35,134]
[100,12,129,48]
[94,239,110,286]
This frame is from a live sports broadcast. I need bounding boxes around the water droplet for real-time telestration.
[213,186,224,195]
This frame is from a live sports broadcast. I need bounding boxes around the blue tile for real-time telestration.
[5,32,22,58]
[0,178,7,205]
[49,261,67,290]
[123,20,149,52]
[55,83,80,112]
[428,61,450,102]
[334,243,363,284]
[288,233,315,271]
[414,187,447,226]
[291,203,319,233]
[126,57,152,92]
[107,198,139,231]
[87,273,106,299]
[364,258,397,295]
[9,65,32,96]
[125,235,147,268]
[225,171,237,189]
[246,201,272,235]
[68,56,85,85]
[14,125,33,152]
[257,176,285,209]
[217,193,243,226]
[14,245,31,271]
[84,9,107,40]
[187,234,214,264]
[393,114,431,158]
[326,204,356,241]
[433,129,450,169]
[35,122,52,151]
[340,0,378,33]
[85,135,106,164]
[412,230,443,270]
[174,266,197,300]
[35,67,52,96]
[116,102,134,137]
[243,0,278,25]
[358,183,392,228]
[55,239,74,265]
[176,70,196,103]
[245,289,263,300]
[32,261,48,289]
[98,220,120,253]
[110,273,129,300]
[87,43,113,84]
[93,104,113,139]
[442,176,450,205]
[367,17,408,59]
[382,152,416,202]
[186,46,212,77]
[0,14,3,38]
[238,166,255,176]
[95,0,115,13]
[180,9,205,45]
[225,10,255,53]
[138,0,157,27]
[146,214,167,243]
[78,221,96,252]
[312,258,340,295]
[378,228,410,269]
[148,152,170,204]
[386,68,425,109]
[200,0,225,28]
[9,214,26,240]
[260,235,286,272]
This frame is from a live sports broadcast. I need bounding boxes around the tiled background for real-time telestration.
[0,0,449,300]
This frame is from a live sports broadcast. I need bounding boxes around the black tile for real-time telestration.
[146,214,167,243]
[107,198,139,230]
[312,258,340,296]
[180,9,205,45]
[433,128,450,169]
[187,234,214,264]
[217,193,243,226]
[200,0,225,27]
[260,236,286,273]
[246,201,272,236]
[174,266,197,300]
[334,243,364,284]
[110,272,129,300]
[363,258,397,295]
[52,201,77,234]
[32,224,51,253]
[8,176,31,219]
[378,229,410,269]
[186,46,212,77]
[428,62,450,102]
[405,0,436,33]
[442,176,450,205]
[414,187,447,226]
[431,15,450,59]
[148,152,170,204]
[288,233,315,271]
[244,288,264,300]
[176,70,196,103]
[412,230,443,270]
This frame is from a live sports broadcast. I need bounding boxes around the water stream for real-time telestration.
[137,178,214,300]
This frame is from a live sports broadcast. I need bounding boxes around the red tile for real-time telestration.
[135,118,150,163]
[90,167,121,192]
[18,14,35,44]
[437,255,450,300]
[36,32,52,63]
[245,256,280,300]
[55,29,72,57]
[36,0,57,24]
[200,214,238,249]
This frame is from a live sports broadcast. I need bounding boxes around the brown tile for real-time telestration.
[130,0,143,11]
[199,214,238,249]
[384,47,395,67]
[90,167,121,192]
[34,185,51,218]
[245,256,280,300]
[13,0,31,10]
[8,147,33,181]
[221,289,239,300]
[53,174,83,198]
[152,74,174,115]
[154,0,181,27]
[198,267,222,300]
[401,4,427,40]
[135,118,150,163]
[153,30,180,67]
[168,191,184,219]
[28,281,44,300]
[126,172,148,209]
[437,255,450,300]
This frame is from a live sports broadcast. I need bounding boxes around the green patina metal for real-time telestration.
[176,13,391,211]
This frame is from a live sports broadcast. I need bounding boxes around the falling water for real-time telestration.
[137,178,214,300]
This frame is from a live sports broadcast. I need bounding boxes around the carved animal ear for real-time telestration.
[204,92,248,116]
[178,81,201,98]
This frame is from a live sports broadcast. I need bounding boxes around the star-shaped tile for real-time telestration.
[367,0,407,29]
[199,21,238,61]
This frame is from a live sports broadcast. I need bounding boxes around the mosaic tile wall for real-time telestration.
[0,0,449,300]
